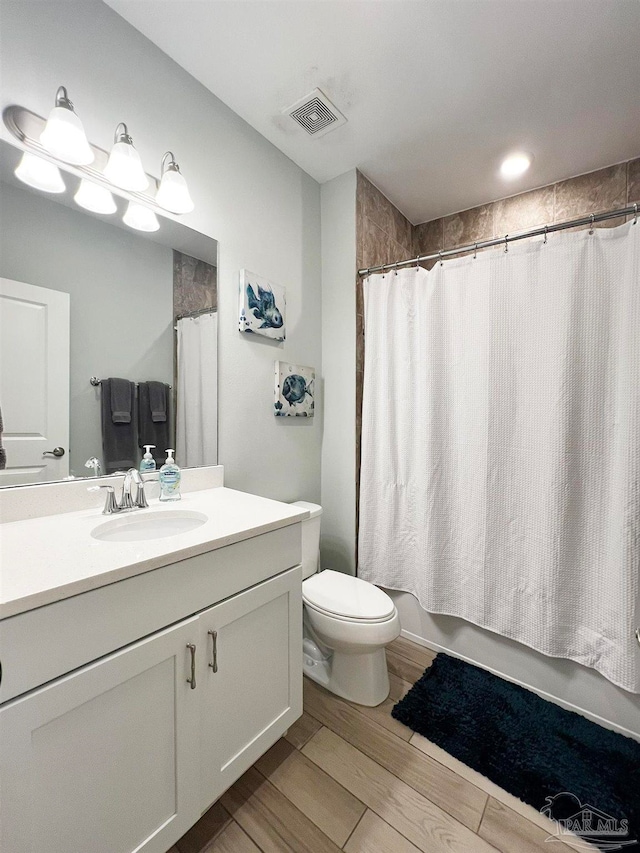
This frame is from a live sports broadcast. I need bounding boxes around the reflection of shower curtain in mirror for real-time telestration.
[176,311,217,467]
[358,222,640,693]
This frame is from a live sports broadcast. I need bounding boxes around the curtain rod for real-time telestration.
[175,306,216,321]
[358,204,638,277]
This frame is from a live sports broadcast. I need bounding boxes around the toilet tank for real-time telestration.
[291,501,322,579]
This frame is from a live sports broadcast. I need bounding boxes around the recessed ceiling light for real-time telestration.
[500,152,533,179]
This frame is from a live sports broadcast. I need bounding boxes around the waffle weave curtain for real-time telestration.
[358,222,640,692]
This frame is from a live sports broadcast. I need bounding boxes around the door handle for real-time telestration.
[208,630,218,672]
[43,447,65,458]
[186,643,197,689]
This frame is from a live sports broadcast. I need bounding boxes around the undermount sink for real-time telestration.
[91,510,208,542]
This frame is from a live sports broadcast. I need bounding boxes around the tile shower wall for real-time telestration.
[355,157,640,539]
[173,251,217,321]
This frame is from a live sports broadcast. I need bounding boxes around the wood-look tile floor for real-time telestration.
[171,637,587,853]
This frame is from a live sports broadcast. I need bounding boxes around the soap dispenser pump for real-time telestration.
[140,445,156,473]
[159,448,181,502]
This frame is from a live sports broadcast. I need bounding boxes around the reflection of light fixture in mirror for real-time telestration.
[40,86,94,165]
[15,151,66,193]
[104,123,149,191]
[156,151,194,213]
[123,201,159,232]
[74,179,117,215]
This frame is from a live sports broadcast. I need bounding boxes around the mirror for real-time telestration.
[0,140,218,488]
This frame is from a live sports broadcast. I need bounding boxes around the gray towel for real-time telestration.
[110,377,133,424]
[138,382,171,466]
[101,379,136,473]
[148,381,167,423]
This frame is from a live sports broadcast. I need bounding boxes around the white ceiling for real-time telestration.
[104,0,640,224]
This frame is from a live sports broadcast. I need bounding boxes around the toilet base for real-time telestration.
[303,647,391,707]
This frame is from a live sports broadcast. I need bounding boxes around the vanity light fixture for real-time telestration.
[500,152,533,179]
[155,151,194,214]
[40,86,94,165]
[15,151,66,193]
[104,123,149,191]
[123,200,160,232]
[74,179,117,215]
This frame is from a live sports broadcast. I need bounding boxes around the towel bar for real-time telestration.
[90,376,172,390]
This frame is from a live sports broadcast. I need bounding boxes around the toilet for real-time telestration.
[292,501,400,707]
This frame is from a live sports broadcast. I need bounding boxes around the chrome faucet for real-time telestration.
[88,484,119,515]
[88,468,149,514]
[121,468,149,510]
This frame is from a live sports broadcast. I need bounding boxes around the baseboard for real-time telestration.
[400,628,640,742]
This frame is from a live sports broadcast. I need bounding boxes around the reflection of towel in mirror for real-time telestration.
[110,377,133,423]
[138,382,170,466]
[148,381,167,423]
[101,379,136,473]
[0,404,6,470]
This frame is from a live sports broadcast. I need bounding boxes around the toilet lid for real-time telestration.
[302,570,395,621]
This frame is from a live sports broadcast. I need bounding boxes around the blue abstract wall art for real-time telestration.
[239,269,286,341]
[274,361,315,418]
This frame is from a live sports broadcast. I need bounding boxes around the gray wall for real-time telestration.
[320,171,357,574]
[0,0,322,503]
[1,182,173,476]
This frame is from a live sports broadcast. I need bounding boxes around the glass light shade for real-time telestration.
[15,152,65,193]
[500,152,532,179]
[74,180,117,215]
[104,141,149,191]
[123,201,159,232]
[156,168,194,214]
[40,106,94,165]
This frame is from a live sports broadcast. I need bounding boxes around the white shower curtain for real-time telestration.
[359,221,640,693]
[176,311,218,468]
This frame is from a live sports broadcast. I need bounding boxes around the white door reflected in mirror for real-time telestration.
[0,278,70,486]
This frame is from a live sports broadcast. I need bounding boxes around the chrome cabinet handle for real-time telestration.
[635,628,640,647]
[43,447,65,458]
[208,630,218,672]
[186,643,197,689]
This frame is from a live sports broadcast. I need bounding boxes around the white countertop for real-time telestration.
[0,488,308,619]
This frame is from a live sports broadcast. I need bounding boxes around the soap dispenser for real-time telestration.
[159,449,181,502]
[140,445,156,473]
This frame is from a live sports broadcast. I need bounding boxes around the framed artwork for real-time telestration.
[238,269,286,341]
[274,361,315,417]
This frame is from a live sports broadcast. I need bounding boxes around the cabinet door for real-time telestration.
[199,566,302,809]
[1,618,200,853]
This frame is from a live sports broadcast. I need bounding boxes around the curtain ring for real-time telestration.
[473,243,477,259]
[394,261,399,276]
[504,234,509,253]
[543,225,548,244]
[589,214,595,235]
[415,256,421,269]
[633,203,638,225]
[439,251,443,267]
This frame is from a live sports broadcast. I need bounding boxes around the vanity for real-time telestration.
[0,472,307,853]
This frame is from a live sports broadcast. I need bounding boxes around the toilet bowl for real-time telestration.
[292,501,400,707]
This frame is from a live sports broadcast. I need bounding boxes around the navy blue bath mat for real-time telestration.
[392,654,640,851]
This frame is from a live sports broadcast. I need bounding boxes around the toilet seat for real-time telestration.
[302,570,395,622]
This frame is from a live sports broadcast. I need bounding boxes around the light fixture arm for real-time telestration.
[114,122,133,145]
[55,86,74,111]
[161,151,180,174]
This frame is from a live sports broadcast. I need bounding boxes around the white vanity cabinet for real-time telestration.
[0,617,201,853]
[0,514,304,853]
[198,568,302,810]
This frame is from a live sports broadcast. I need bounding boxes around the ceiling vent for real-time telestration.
[284,88,347,138]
